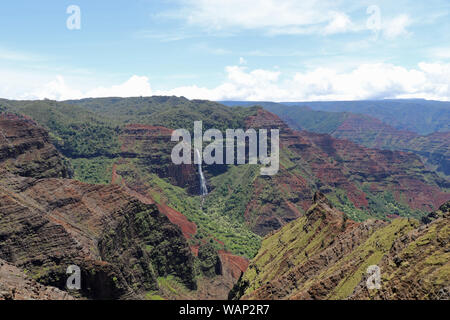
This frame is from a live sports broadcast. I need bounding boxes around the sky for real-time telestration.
[0,0,449,101]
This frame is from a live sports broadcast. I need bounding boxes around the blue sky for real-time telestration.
[0,0,449,101]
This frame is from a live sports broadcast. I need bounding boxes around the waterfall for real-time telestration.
[195,149,208,196]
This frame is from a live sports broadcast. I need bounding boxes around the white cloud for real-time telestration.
[156,62,450,101]
[26,75,153,100]
[85,75,153,98]
[7,62,450,102]
[166,1,419,39]
[28,76,83,100]
[176,0,355,35]
[156,66,287,101]
[382,14,412,39]
[289,63,428,101]
[323,12,355,35]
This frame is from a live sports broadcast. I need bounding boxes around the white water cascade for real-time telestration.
[195,148,208,196]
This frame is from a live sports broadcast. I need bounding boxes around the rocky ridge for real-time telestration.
[231,192,449,300]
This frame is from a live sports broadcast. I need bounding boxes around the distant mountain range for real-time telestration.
[220,99,450,135]
[221,100,450,176]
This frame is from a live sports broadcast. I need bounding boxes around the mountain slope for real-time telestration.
[0,99,121,159]
[331,115,450,176]
[65,96,256,133]
[230,193,449,300]
[221,101,450,176]
[0,114,197,299]
[240,109,449,230]
[0,113,71,178]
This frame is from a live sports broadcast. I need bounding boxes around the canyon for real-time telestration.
[0,113,243,300]
[0,97,449,300]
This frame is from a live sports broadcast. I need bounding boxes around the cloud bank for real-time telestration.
[25,75,153,101]
[20,62,450,102]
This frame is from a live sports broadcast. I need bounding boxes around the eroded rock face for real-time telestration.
[231,193,449,300]
[0,259,74,300]
[242,109,450,236]
[0,114,70,179]
[118,124,199,193]
[322,114,450,177]
[110,123,251,300]
[0,173,197,299]
[0,116,197,299]
[107,109,448,242]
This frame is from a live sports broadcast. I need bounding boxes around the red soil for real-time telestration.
[218,251,249,280]
[157,203,197,240]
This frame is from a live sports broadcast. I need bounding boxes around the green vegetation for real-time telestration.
[328,218,417,299]
[325,187,425,222]
[206,164,260,221]
[65,96,259,133]
[71,157,117,185]
[363,188,424,219]
[197,243,220,278]
[233,194,443,300]
[145,291,164,300]
[116,161,261,258]
[100,204,197,291]
[0,99,121,159]
[157,275,192,298]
